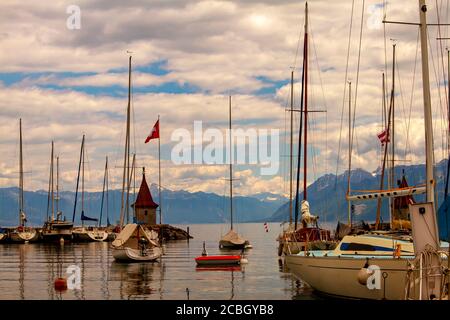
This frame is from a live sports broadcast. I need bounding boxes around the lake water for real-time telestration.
[0,223,320,300]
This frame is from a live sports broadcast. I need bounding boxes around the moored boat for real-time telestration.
[195,255,241,266]
[41,142,73,243]
[9,119,38,243]
[112,223,161,262]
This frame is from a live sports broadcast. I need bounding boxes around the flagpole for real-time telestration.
[158,115,162,225]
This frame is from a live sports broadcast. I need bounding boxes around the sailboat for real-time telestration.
[72,135,108,242]
[41,142,73,242]
[112,55,161,262]
[10,119,38,243]
[219,96,250,250]
[277,3,332,256]
[285,0,449,300]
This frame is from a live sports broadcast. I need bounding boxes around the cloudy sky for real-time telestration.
[0,0,449,197]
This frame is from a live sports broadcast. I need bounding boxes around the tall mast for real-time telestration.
[56,156,59,214]
[229,95,233,230]
[72,135,84,223]
[390,44,396,225]
[19,118,24,226]
[119,55,132,228]
[289,71,294,226]
[158,114,162,225]
[303,2,309,200]
[99,156,108,227]
[347,81,352,226]
[51,141,54,221]
[418,0,435,207]
[81,136,85,226]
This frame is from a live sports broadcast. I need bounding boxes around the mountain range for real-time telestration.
[1,160,448,226]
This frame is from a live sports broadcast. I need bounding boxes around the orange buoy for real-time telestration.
[54,277,68,292]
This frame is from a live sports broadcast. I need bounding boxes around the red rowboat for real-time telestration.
[195,255,241,266]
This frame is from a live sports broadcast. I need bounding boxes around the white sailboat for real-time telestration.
[72,135,108,242]
[41,142,73,242]
[10,119,38,243]
[219,96,250,250]
[112,54,162,262]
[285,0,449,300]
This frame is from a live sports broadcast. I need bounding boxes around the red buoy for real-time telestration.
[54,277,68,292]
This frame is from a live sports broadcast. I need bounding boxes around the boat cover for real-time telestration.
[438,196,450,242]
[112,223,158,248]
[220,229,247,245]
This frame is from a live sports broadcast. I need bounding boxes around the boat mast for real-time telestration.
[347,81,352,226]
[229,95,233,230]
[72,135,84,223]
[418,0,440,251]
[303,1,309,201]
[158,114,162,225]
[289,71,294,226]
[390,44,396,226]
[418,0,435,208]
[51,141,54,222]
[19,118,24,226]
[99,156,108,227]
[56,156,59,214]
[119,55,132,228]
[81,137,85,227]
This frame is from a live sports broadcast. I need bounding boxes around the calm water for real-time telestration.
[0,223,318,300]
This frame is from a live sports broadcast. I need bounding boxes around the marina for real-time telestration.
[1,0,450,303]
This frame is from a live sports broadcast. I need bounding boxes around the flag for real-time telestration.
[377,129,389,145]
[145,119,159,143]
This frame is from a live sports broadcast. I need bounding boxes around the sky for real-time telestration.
[0,0,449,197]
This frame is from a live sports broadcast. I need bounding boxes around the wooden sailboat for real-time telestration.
[285,0,448,300]
[112,55,161,262]
[219,96,250,250]
[72,135,108,242]
[277,3,332,256]
[10,119,38,243]
[41,142,73,242]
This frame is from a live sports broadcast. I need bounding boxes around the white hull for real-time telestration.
[112,246,161,262]
[73,228,108,242]
[9,229,38,243]
[285,254,419,300]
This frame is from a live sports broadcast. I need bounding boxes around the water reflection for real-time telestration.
[0,223,317,300]
[110,261,161,299]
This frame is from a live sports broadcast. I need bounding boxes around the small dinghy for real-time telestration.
[112,223,161,262]
[195,241,245,266]
[195,255,242,266]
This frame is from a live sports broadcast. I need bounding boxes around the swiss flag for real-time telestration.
[145,119,159,143]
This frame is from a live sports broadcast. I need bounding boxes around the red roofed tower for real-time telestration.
[132,167,159,225]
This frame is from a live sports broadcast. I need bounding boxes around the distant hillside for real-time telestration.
[0,185,285,226]
[266,160,449,224]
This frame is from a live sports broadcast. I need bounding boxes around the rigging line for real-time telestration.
[437,0,449,140]
[405,29,420,161]
[335,0,355,221]
[394,49,410,160]
[350,0,365,182]
[383,0,389,95]
[428,27,447,161]
[292,7,306,69]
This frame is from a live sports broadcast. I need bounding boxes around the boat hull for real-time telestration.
[195,255,241,266]
[219,240,247,250]
[0,233,7,242]
[285,254,416,300]
[73,229,108,242]
[9,229,39,243]
[112,246,161,262]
